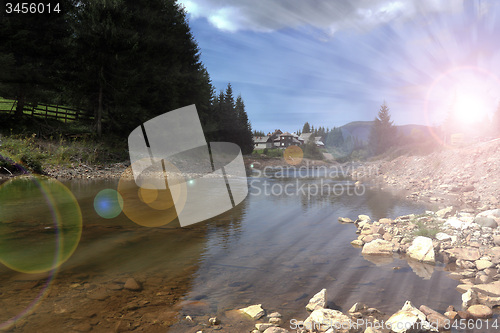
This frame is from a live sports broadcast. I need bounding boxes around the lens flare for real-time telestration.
[117,159,187,227]
[284,145,303,165]
[0,175,82,273]
[94,189,124,219]
[0,154,82,330]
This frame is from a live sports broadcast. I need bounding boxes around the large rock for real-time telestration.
[306,289,327,312]
[386,301,436,333]
[445,247,481,261]
[419,305,449,331]
[407,236,435,263]
[475,259,494,270]
[358,214,371,222]
[436,206,453,218]
[303,308,351,332]
[338,217,353,223]
[472,281,500,297]
[239,304,265,319]
[473,216,498,228]
[477,209,500,218]
[361,239,395,255]
[467,304,493,319]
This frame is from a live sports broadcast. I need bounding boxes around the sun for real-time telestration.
[454,93,489,124]
[425,66,500,128]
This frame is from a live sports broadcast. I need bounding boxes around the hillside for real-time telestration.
[339,121,431,143]
[354,138,500,210]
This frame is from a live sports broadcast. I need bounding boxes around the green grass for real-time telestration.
[0,133,128,174]
[252,148,283,158]
[411,216,441,239]
[0,97,88,123]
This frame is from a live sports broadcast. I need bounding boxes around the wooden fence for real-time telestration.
[0,99,92,123]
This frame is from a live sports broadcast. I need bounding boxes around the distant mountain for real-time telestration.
[339,121,431,143]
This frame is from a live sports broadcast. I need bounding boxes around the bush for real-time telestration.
[20,154,44,174]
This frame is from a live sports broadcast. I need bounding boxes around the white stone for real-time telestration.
[386,301,437,333]
[407,236,435,263]
[361,239,395,255]
[358,214,371,222]
[476,259,494,270]
[239,304,265,320]
[435,232,452,241]
[444,217,466,229]
[306,288,327,311]
[462,289,477,309]
[304,308,351,333]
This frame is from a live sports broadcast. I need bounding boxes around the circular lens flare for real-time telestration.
[94,189,124,219]
[0,175,82,273]
[117,159,187,227]
[284,145,303,165]
[0,155,81,330]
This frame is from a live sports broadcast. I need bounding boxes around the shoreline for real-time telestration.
[3,143,500,331]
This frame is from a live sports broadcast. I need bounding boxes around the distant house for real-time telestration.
[299,133,313,143]
[274,132,301,148]
[253,136,273,149]
[299,133,325,147]
[314,136,325,147]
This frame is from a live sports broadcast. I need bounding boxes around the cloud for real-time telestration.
[178,0,464,33]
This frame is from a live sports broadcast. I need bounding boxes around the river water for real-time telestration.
[0,167,484,332]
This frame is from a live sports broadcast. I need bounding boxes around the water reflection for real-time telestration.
[0,172,465,332]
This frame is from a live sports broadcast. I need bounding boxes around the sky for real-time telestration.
[178,0,500,133]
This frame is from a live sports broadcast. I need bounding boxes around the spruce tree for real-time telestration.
[235,95,254,154]
[302,122,311,133]
[369,101,397,155]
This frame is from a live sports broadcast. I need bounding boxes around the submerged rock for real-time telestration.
[124,278,142,291]
[239,304,265,320]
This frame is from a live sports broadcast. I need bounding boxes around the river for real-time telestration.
[0,167,482,332]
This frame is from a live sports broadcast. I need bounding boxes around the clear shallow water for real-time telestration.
[0,170,471,331]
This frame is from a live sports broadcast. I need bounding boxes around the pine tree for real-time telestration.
[369,101,397,155]
[302,122,311,133]
[235,95,254,154]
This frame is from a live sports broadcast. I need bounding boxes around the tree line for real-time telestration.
[0,0,254,154]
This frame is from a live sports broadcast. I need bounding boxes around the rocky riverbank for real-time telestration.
[336,209,500,332]
[352,139,500,211]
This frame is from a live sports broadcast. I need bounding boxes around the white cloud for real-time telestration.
[178,0,464,33]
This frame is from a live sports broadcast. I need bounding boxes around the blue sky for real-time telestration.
[179,0,500,133]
